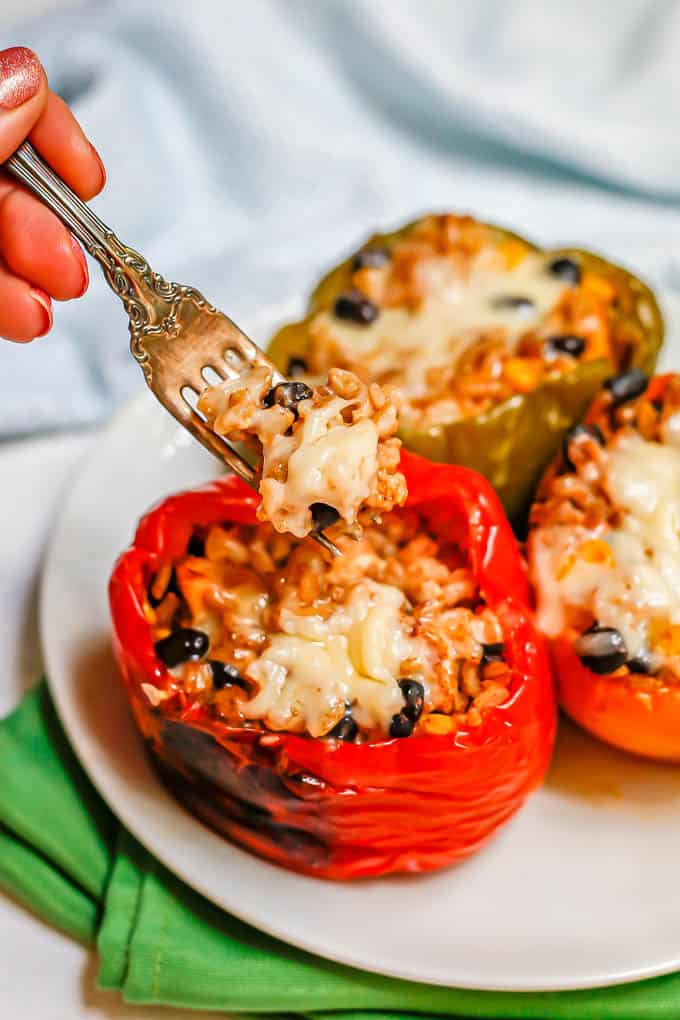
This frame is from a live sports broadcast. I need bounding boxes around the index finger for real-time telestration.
[30,90,106,201]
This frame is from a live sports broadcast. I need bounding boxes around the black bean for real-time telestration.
[546,334,586,358]
[187,534,205,557]
[329,710,358,742]
[399,679,424,722]
[390,712,414,738]
[548,257,581,285]
[310,502,340,531]
[209,660,249,691]
[148,567,180,608]
[352,246,390,271]
[492,295,535,313]
[481,642,505,664]
[562,423,605,471]
[263,381,313,415]
[155,628,209,668]
[627,655,653,675]
[287,356,308,378]
[573,626,627,675]
[604,369,648,407]
[333,289,379,325]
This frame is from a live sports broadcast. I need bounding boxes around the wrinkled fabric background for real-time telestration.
[2,0,679,435]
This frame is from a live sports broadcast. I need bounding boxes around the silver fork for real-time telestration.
[5,141,340,557]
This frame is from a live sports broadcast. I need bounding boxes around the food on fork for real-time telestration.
[268,212,662,520]
[197,365,406,538]
[528,372,680,762]
[109,450,555,879]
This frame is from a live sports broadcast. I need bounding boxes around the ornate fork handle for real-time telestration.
[6,143,187,354]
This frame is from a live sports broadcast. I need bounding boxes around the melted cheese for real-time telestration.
[243,580,430,736]
[200,370,389,538]
[313,252,567,401]
[533,432,680,663]
[266,416,379,537]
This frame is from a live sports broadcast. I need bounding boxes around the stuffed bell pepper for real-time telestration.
[529,371,680,762]
[109,451,555,879]
[268,213,663,523]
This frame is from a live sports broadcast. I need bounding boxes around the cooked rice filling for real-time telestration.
[529,376,680,683]
[147,512,512,741]
[198,365,406,537]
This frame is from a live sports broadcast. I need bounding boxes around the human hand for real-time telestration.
[0,46,106,341]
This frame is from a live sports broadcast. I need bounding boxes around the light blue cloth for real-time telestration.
[2,0,680,435]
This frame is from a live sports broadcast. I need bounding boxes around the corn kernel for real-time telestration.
[504,357,542,393]
[420,714,456,735]
[499,238,528,269]
[578,539,615,567]
[658,625,680,657]
[582,273,616,302]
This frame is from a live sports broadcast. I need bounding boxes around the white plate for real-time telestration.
[42,301,680,993]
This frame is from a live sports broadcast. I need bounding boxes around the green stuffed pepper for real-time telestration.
[268,213,663,524]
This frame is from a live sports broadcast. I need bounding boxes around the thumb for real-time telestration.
[0,47,48,163]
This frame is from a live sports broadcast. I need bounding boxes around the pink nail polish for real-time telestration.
[70,235,89,297]
[0,47,42,111]
[30,287,53,337]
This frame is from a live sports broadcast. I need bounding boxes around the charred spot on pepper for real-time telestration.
[259,819,331,860]
[604,368,648,407]
[481,642,505,665]
[352,245,390,271]
[545,335,586,359]
[399,679,424,722]
[286,355,308,378]
[155,628,209,668]
[231,796,273,824]
[333,288,380,325]
[573,625,627,675]
[263,381,313,418]
[562,423,605,472]
[548,257,581,285]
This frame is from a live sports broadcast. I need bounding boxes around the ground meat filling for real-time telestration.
[198,365,406,537]
[302,214,647,430]
[529,372,680,690]
[145,512,513,742]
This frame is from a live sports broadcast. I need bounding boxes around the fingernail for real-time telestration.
[70,234,89,297]
[0,47,42,111]
[30,287,53,337]
[89,142,107,187]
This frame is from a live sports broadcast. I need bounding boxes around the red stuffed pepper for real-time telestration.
[110,450,555,879]
[529,371,680,762]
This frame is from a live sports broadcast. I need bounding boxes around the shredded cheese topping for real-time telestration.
[312,252,568,406]
[533,429,680,667]
[244,581,430,736]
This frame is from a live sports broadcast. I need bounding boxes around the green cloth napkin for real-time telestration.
[2,683,680,1019]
